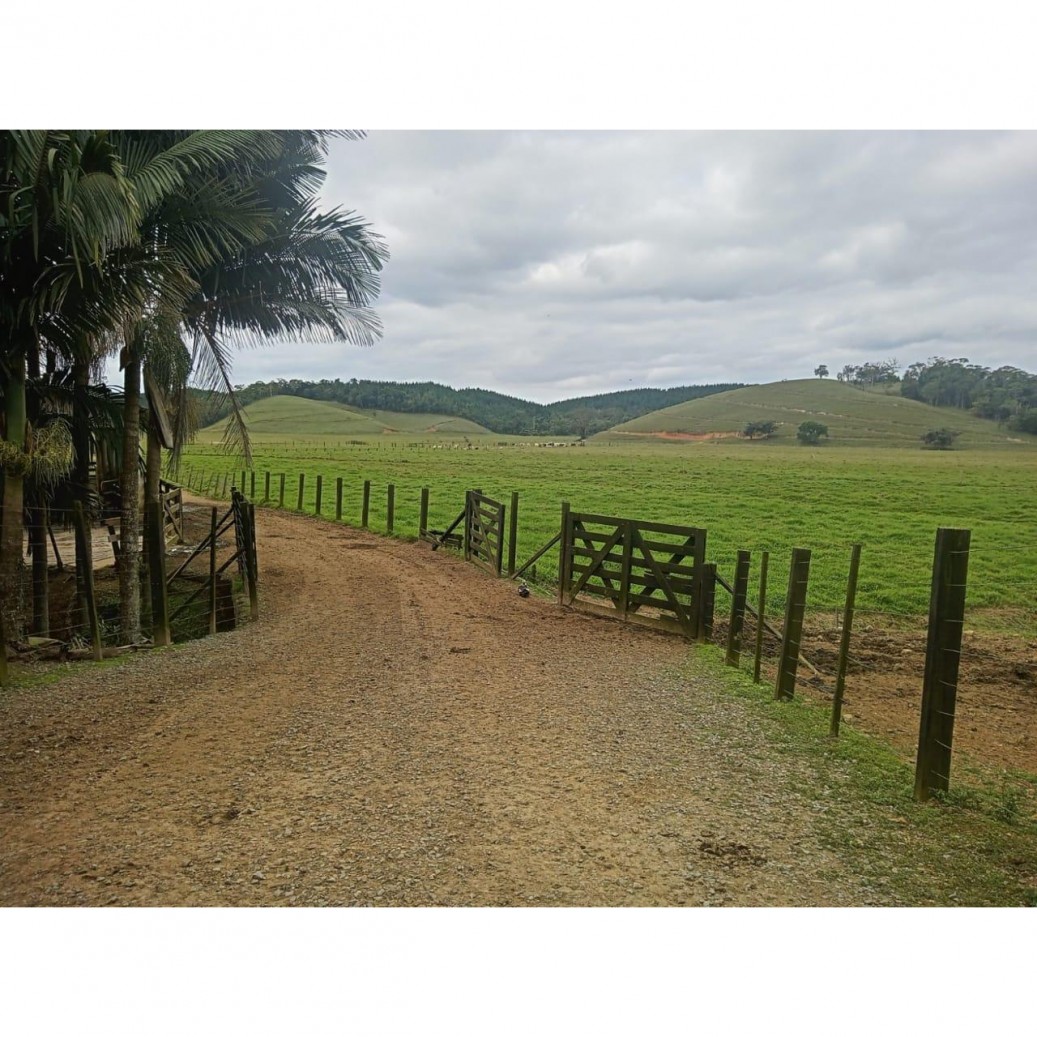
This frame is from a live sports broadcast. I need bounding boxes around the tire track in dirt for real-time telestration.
[1,504,871,906]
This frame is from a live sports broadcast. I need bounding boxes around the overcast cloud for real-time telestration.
[230,131,1037,402]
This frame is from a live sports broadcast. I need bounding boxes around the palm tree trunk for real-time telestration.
[0,350,28,639]
[71,355,93,631]
[119,348,142,642]
[28,495,49,637]
[25,345,49,637]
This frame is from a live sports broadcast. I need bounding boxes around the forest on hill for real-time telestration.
[196,378,745,436]
[836,357,1037,433]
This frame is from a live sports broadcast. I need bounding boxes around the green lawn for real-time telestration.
[178,435,1037,630]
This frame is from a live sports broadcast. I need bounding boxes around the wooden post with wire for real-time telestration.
[419,487,429,536]
[557,501,571,605]
[829,543,862,738]
[315,474,323,516]
[336,477,343,522]
[774,548,811,701]
[507,491,519,577]
[753,550,769,683]
[387,484,395,533]
[264,471,271,502]
[699,563,717,640]
[296,473,305,511]
[362,480,371,528]
[250,471,256,499]
[725,550,751,667]
[208,506,218,635]
[243,502,259,621]
[279,473,286,508]
[145,501,171,646]
[914,528,970,802]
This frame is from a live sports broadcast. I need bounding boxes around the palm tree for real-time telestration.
[111,131,387,641]
[1,131,137,635]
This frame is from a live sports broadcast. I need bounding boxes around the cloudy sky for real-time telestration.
[232,131,1037,402]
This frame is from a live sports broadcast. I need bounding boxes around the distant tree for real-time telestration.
[743,420,778,440]
[921,428,961,450]
[797,420,829,444]
[814,364,829,379]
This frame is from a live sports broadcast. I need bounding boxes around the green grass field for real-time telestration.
[180,432,1037,631]
[609,378,1037,449]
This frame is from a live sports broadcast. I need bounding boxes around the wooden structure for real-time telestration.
[464,490,506,576]
[167,490,258,631]
[558,509,707,640]
[914,528,970,801]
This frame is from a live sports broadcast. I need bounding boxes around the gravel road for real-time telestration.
[1,504,874,906]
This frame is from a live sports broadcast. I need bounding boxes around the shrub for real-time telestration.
[796,420,829,445]
[921,428,961,450]
[743,420,778,440]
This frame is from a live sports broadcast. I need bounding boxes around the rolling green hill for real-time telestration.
[604,378,1037,449]
[199,395,494,440]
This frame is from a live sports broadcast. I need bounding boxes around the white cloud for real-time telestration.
[214,131,1037,402]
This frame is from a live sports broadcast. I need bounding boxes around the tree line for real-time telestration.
[199,378,745,437]
[836,356,1036,434]
[1,130,387,645]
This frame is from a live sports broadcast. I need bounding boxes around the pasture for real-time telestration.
[611,377,1035,449]
[181,433,1037,631]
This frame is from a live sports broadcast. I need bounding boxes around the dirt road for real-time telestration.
[1,505,875,906]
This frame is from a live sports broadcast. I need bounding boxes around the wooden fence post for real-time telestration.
[250,471,256,499]
[315,474,323,516]
[208,506,218,636]
[774,548,811,701]
[264,471,271,502]
[72,502,103,661]
[914,528,970,802]
[419,487,429,536]
[463,490,472,562]
[146,501,171,646]
[725,550,751,667]
[507,491,519,577]
[699,563,717,640]
[241,469,246,493]
[296,473,305,511]
[753,551,769,683]
[362,480,371,528]
[279,473,286,508]
[387,484,395,533]
[557,501,571,605]
[830,543,862,738]
[243,502,259,621]
[336,477,344,521]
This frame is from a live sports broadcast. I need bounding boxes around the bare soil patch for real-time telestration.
[1,501,891,907]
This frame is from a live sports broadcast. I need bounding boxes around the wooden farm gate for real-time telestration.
[464,490,506,575]
[426,490,507,577]
[559,509,707,640]
[165,489,258,630]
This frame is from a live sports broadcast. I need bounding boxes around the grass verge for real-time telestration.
[688,646,1037,906]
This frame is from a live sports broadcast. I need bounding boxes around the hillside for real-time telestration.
[605,378,1037,448]
[192,379,742,436]
[199,395,493,440]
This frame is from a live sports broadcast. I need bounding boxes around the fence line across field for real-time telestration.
[178,464,978,800]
